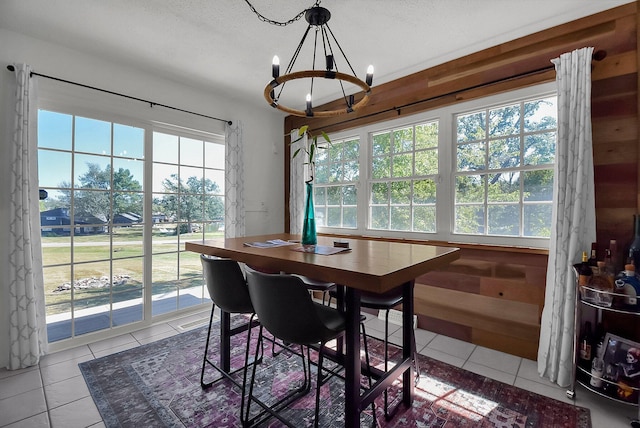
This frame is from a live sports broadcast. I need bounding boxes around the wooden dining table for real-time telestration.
[186,233,460,427]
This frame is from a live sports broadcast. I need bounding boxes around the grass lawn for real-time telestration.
[42,225,223,315]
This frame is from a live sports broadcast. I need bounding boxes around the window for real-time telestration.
[370,121,438,232]
[454,97,556,238]
[314,82,556,248]
[314,136,360,228]
[38,108,224,343]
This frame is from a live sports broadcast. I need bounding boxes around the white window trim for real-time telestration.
[317,82,556,249]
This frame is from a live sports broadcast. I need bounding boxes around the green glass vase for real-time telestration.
[301,181,317,250]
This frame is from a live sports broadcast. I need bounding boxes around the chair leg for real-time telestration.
[360,322,377,426]
[383,309,391,419]
[314,344,326,428]
[200,305,216,388]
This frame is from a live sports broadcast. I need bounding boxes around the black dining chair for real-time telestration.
[244,268,374,428]
[199,255,261,424]
[330,285,421,419]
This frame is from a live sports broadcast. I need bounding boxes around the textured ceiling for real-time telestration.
[0,0,633,115]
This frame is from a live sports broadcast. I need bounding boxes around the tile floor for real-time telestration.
[0,308,637,428]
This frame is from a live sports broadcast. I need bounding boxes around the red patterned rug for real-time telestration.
[79,315,590,427]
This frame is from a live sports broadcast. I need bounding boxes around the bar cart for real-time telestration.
[568,265,640,427]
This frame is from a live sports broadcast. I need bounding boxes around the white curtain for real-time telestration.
[538,47,596,386]
[7,64,48,369]
[289,129,307,235]
[225,121,245,238]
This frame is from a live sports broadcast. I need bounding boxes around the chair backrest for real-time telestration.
[245,268,341,345]
[200,255,254,314]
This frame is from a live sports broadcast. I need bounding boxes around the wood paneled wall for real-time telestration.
[284,3,639,359]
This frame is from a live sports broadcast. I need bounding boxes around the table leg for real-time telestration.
[402,280,415,405]
[345,287,362,428]
[220,310,231,372]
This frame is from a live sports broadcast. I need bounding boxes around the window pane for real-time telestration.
[39,150,72,187]
[343,207,357,228]
[75,117,111,155]
[524,97,557,132]
[457,111,485,142]
[113,192,143,221]
[344,139,359,159]
[524,132,555,165]
[390,181,411,204]
[205,142,225,169]
[457,143,485,171]
[314,186,326,205]
[488,204,519,236]
[455,205,485,234]
[180,166,204,193]
[74,154,110,189]
[390,206,411,230]
[343,185,357,205]
[113,158,144,190]
[371,182,388,204]
[487,172,519,203]
[112,225,143,259]
[524,204,552,237]
[153,132,178,164]
[393,127,413,152]
[73,190,109,225]
[392,153,412,177]
[415,149,438,175]
[327,186,341,205]
[153,164,178,193]
[344,160,359,181]
[413,179,436,204]
[371,206,389,229]
[523,169,553,201]
[39,111,72,150]
[372,157,390,179]
[372,132,390,155]
[114,124,144,159]
[489,137,520,169]
[413,206,436,232]
[415,122,438,149]
[315,162,329,183]
[205,169,225,195]
[329,162,343,183]
[327,207,341,226]
[180,137,204,167]
[456,175,485,203]
[489,104,520,137]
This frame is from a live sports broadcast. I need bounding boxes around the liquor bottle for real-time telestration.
[577,251,594,302]
[630,215,640,272]
[579,321,594,365]
[610,239,619,274]
[588,242,598,271]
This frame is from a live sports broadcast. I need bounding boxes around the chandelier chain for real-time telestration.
[243,0,319,27]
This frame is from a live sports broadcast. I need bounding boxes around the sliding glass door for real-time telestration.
[38,110,223,343]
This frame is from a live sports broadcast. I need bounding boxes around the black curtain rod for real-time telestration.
[6,65,232,125]
[311,49,608,132]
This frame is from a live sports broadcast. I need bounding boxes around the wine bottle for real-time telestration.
[588,242,598,270]
[579,321,594,365]
[630,214,640,272]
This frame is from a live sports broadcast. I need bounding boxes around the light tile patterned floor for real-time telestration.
[0,309,636,428]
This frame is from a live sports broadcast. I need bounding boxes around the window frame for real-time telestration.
[315,82,556,249]
[37,80,226,348]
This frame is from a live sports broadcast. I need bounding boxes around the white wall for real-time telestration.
[0,28,285,367]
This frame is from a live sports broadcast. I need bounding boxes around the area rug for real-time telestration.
[79,315,591,427]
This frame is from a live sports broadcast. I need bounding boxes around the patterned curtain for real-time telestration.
[224,121,245,238]
[289,129,306,235]
[538,47,596,387]
[7,64,48,369]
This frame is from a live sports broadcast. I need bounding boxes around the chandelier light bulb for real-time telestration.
[366,65,374,86]
[272,55,280,79]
